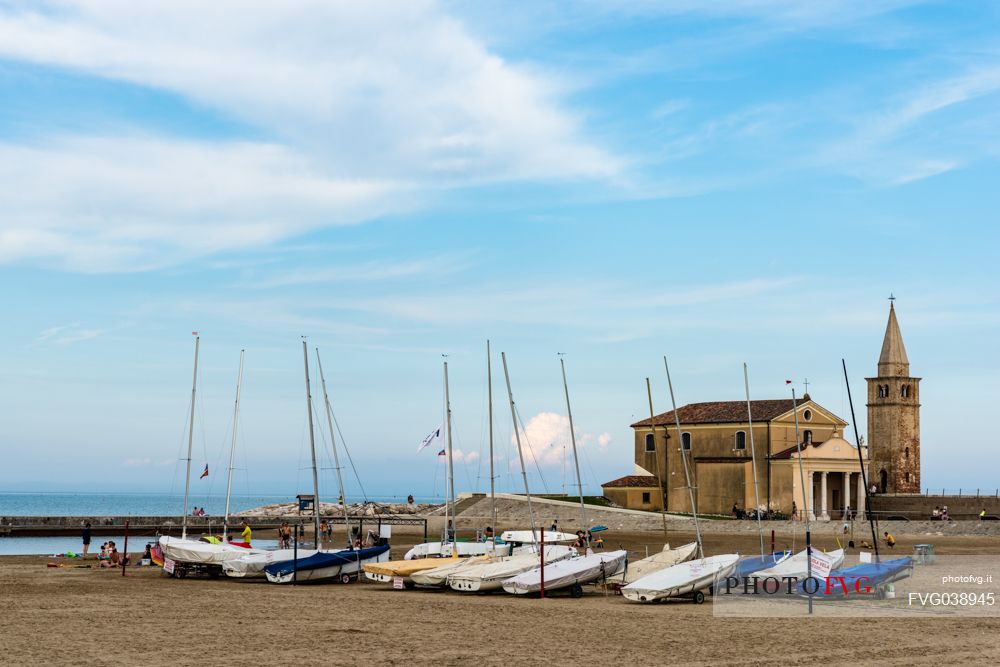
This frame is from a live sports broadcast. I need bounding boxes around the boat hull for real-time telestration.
[264,545,391,584]
[503,550,628,595]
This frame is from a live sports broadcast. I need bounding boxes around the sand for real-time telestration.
[2,529,999,666]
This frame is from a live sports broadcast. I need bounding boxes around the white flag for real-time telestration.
[417,425,443,453]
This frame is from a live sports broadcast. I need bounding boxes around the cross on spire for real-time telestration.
[888,293,896,303]
[803,378,810,393]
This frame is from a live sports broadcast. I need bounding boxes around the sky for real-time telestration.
[1,1,998,500]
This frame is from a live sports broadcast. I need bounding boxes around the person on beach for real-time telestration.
[320,519,328,540]
[549,519,558,533]
[241,521,252,545]
[791,501,798,521]
[981,508,988,520]
[883,531,896,548]
[483,526,494,541]
[82,522,92,559]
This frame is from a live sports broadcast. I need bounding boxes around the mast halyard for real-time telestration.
[743,363,766,559]
[791,387,813,614]
[664,357,704,560]
[181,334,200,540]
[501,352,537,540]
[487,340,496,542]
[316,348,352,550]
[222,349,244,543]
[302,339,321,547]
[559,355,589,546]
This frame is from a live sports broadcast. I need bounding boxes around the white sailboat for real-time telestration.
[447,545,577,592]
[622,554,740,603]
[619,542,698,585]
[263,342,389,584]
[160,342,259,575]
[620,358,740,603]
[503,550,628,596]
[755,548,845,580]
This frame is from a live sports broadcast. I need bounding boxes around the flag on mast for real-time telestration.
[417,424,443,453]
[199,464,209,479]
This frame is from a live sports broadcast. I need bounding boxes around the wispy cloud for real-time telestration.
[244,253,476,289]
[36,323,104,345]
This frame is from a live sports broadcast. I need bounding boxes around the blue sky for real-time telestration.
[1,1,998,500]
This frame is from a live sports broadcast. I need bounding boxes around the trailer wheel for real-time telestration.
[570,584,584,599]
[176,567,187,579]
[341,574,352,585]
[693,590,705,604]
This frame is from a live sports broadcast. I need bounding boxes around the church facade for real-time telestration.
[602,303,918,519]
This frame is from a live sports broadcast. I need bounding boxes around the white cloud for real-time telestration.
[0,2,619,272]
[35,323,104,344]
[513,412,604,467]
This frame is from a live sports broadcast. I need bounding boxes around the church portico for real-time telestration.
[778,432,868,522]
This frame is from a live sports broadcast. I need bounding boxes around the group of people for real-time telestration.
[931,505,951,521]
[96,540,127,568]
[190,506,208,516]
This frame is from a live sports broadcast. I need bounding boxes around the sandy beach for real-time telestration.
[3,527,999,666]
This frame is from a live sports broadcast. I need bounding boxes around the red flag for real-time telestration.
[437,449,446,456]
[200,464,209,479]
[785,380,792,384]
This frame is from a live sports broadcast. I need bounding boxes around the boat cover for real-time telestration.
[409,556,493,587]
[733,551,791,578]
[403,541,510,560]
[500,530,578,544]
[621,542,697,585]
[448,545,577,591]
[503,550,628,594]
[755,548,844,580]
[265,545,390,580]
[158,536,259,565]
[622,554,740,602]
[796,557,913,596]
[222,548,317,578]
[365,554,459,579]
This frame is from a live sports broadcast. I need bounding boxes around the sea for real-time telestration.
[0,491,434,555]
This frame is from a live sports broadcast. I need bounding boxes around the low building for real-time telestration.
[601,466,663,510]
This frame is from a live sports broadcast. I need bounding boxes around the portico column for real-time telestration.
[843,471,851,518]
[806,471,816,521]
[857,473,866,518]
[820,471,829,521]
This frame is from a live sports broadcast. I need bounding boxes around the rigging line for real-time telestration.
[329,408,368,503]
[513,404,550,494]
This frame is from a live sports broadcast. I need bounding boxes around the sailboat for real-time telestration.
[447,352,580,593]
[621,358,740,603]
[756,548,845,580]
[263,342,389,584]
[500,356,632,596]
[159,342,259,576]
[364,358,472,586]
[618,542,699,585]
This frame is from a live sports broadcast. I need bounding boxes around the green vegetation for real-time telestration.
[537,495,615,508]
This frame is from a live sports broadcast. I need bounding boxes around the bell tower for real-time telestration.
[866,300,921,493]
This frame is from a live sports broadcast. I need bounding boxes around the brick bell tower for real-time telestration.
[866,301,921,493]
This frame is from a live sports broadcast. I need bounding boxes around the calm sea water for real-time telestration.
[0,492,292,517]
[0,535,283,556]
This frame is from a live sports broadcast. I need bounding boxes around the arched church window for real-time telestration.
[901,385,910,398]
[880,469,888,493]
[878,384,888,398]
[905,446,909,459]
[735,431,746,450]
[803,430,812,444]
[645,433,655,452]
[681,432,691,451]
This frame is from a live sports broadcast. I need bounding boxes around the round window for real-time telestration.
[803,409,812,421]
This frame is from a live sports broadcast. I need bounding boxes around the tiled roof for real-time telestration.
[601,475,660,488]
[631,398,803,428]
[770,442,821,460]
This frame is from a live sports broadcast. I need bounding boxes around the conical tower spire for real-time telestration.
[878,303,909,377]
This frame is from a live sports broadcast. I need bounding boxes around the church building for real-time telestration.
[602,303,919,519]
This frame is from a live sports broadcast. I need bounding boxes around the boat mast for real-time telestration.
[842,359,880,563]
[302,339,321,547]
[181,333,200,540]
[222,349,244,543]
[316,348,352,550]
[559,355,588,545]
[444,359,456,545]
[743,363,765,558]
[791,386,813,614]
[645,378,669,538]
[487,340,496,539]
[664,357,704,560]
[501,352,537,540]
